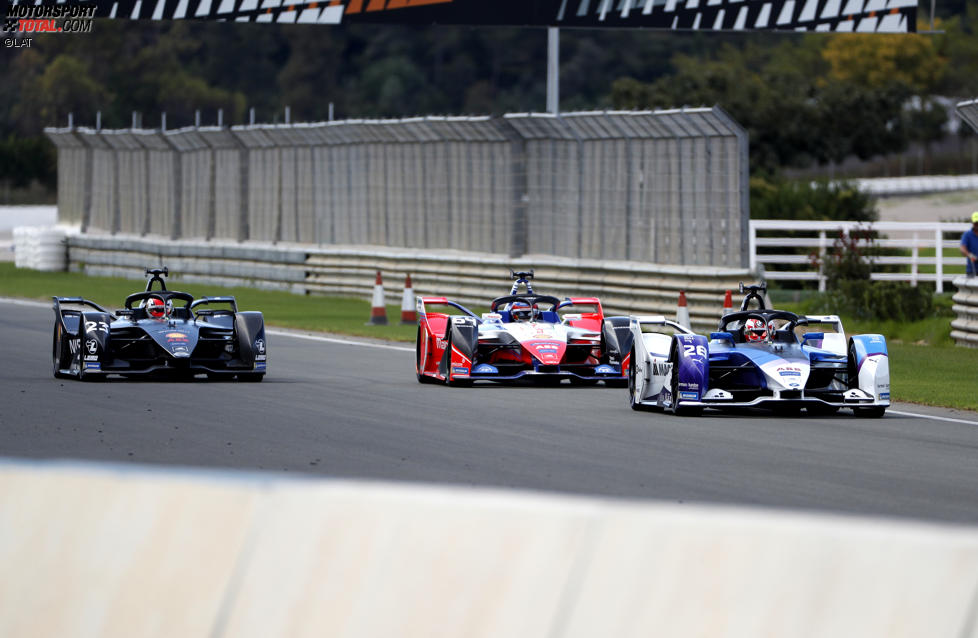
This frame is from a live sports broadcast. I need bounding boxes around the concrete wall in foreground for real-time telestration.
[1,461,977,638]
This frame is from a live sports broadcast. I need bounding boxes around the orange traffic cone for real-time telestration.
[676,290,690,330]
[722,290,733,316]
[367,270,388,325]
[400,274,417,325]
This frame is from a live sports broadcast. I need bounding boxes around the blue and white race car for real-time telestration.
[627,284,890,417]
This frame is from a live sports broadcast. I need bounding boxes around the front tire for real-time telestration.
[628,347,652,411]
[52,321,71,379]
[416,327,437,384]
[854,406,885,418]
[238,373,264,382]
[669,342,702,417]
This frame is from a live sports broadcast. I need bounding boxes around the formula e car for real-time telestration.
[627,283,889,417]
[415,271,633,386]
[52,267,266,381]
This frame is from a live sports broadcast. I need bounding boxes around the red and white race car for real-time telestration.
[415,271,633,386]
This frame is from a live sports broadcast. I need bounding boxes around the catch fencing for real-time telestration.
[45,108,749,268]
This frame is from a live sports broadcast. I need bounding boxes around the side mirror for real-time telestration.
[710,331,735,342]
[802,332,825,341]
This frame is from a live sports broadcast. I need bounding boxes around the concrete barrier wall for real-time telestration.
[2,461,977,638]
[66,234,753,331]
[952,276,978,347]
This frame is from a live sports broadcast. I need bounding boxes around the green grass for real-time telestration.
[0,263,419,341]
[4,264,978,411]
[889,343,978,412]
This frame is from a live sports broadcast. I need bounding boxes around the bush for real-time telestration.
[812,280,934,322]
[750,177,878,222]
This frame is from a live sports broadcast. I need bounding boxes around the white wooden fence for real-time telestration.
[750,220,970,294]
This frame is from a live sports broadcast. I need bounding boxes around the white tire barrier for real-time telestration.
[12,226,73,271]
[951,276,978,347]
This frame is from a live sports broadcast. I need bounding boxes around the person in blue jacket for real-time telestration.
[962,211,978,277]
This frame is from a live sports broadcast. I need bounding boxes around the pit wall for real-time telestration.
[1,461,977,638]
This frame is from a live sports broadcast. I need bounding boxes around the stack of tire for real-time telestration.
[12,226,68,271]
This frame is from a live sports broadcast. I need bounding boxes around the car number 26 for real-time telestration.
[684,344,707,358]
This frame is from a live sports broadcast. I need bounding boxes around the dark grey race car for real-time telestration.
[52,267,266,381]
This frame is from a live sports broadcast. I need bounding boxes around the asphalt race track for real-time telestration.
[2,298,977,524]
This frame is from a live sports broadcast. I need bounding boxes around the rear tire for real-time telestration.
[238,373,264,382]
[854,406,885,418]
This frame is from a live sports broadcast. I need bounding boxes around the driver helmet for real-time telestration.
[744,317,768,342]
[146,297,165,319]
[510,301,536,322]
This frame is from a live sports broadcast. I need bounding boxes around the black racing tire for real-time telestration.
[416,327,437,384]
[628,347,653,412]
[846,340,884,417]
[604,378,628,388]
[238,373,265,382]
[442,332,472,387]
[847,340,859,390]
[52,321,71,379]
[669,341,702,417]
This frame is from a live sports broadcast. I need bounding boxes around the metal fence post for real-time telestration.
[818,230,827,292]
[935,226,944,294]
[911,232,918,287]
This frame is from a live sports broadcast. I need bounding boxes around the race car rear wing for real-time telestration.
[631,315,694,335]
[191,296,239,314]
[416,297,479,319]
[52,296,111,315]
[52,297,114,335]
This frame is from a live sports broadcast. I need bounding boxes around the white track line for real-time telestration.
[1,297,49,308]
[886,410,978,426]
[266,329,412,353]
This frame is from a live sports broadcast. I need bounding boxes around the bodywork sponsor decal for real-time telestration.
[473,364,498,374]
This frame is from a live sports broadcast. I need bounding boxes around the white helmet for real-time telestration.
[744,317,768,342]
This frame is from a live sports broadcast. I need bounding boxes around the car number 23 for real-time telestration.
[85,321,109,333]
